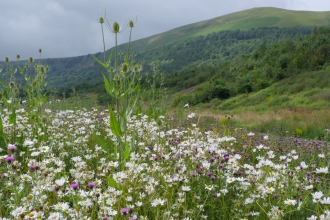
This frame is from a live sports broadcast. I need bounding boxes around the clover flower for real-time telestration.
[71,182,79,190]
[5,155,14,163]
[8,144,17,152]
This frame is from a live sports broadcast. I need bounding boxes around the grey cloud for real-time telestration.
[0,0,329,60]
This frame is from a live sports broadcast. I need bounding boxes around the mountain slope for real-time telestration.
[124,7,330,54]
[2,7,330,89]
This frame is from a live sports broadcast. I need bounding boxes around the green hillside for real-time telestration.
[124,7,330,53]
[2,7,330,92]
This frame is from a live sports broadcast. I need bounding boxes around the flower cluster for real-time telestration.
[0,107,329,219]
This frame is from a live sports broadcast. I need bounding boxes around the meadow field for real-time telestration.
[1,12,330,219]
[0,101,330,219]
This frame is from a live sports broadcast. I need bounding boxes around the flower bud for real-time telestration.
[29,57,34,63]
[4,56,9,63]
[121,63,128,73]
[98,16,105,24]
[112,21,120,33]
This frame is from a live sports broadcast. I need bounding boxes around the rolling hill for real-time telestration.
[1,7,330,90]
[123,7,330,54]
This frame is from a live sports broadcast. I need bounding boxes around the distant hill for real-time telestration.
[1,7,330,89]
[123,7,330,54]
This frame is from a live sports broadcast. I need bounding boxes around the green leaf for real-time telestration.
[40,95,47,103]
[108,105,123,136]
[19,67,25,74]
[92,55,108,69]
[94,133,109,152]
[136,105,142,119]
[118,111,127,134]
[9,108,16,125]
[107,176,119,189]
[1,96,8,107]
[123,141,130,161]
[0,117,6,146]
[103,74,113,96]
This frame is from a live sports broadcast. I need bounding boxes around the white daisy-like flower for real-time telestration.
[151,198,166,207]
[55,177,66,186]
[182,186,191,192]
[205,184,214,191]
[316,167,328,174]
[284,199,297,206]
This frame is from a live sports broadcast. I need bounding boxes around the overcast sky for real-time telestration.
[1,0,330,60]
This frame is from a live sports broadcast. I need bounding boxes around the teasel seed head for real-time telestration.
[111,21,120,34]
[39,65,45,73]
[121,63,128,73]
[16,54,20,60]
[133,64,142,73]
[4,56,9,63]
[98,16,105,24]
[39,48,42,54]
[29,56,34,63]
[128,18,137,29]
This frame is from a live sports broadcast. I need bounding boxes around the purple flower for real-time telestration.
[5,155,14,163]
[29,165,37,171]
[71,182,79,190]
[210,175,216,181]
[8,144,17,152]
[219,163,224,168]
[121,208,129,215]
[209,157,215,163]
[88,181,96,189]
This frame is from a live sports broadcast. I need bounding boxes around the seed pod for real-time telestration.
[39,48,42,54]
[4,56,9,63]
[133,64,142,72]
[16,54,20,60]
[112,21,120,34]
[29,57,34,63]
[128,19,136,29]
[39,65,45,73]
[98,16,104,24]
[121,63,128,73]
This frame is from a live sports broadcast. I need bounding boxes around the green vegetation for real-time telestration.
[171,27,330,107]
[2,8,330,219]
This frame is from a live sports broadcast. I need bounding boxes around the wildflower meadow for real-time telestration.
[0,14,330,220]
